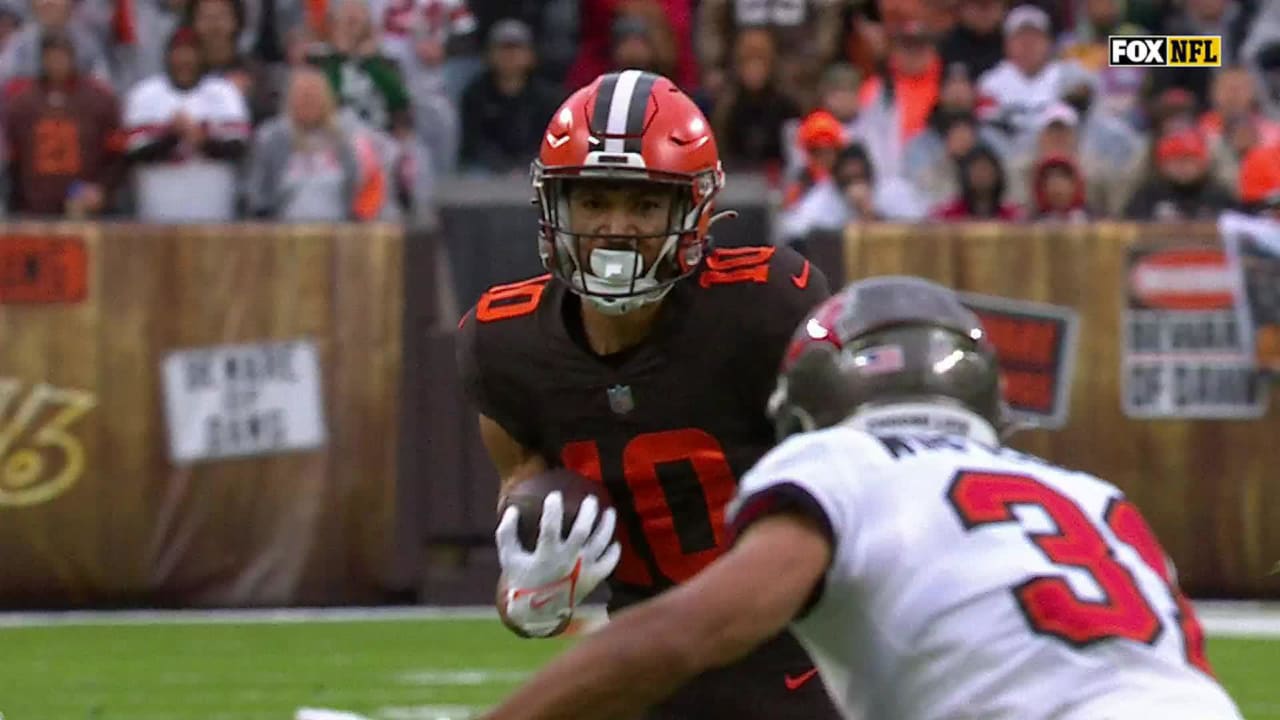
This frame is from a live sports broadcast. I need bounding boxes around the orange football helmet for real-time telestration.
[532,70,726,315]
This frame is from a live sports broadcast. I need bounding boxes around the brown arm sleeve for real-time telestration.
[94,87,127,197]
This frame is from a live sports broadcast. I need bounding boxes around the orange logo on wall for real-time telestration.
[0,235,88,304]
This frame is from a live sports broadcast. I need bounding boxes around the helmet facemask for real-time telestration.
[533,164,722,315]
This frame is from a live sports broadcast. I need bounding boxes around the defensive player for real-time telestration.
[478,276,1245,720]
[455,70,838,719]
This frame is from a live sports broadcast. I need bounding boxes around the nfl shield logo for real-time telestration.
[607,385,634,415]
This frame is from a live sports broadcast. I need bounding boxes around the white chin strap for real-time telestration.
[842,402,1000,447]
[574,242,675,316]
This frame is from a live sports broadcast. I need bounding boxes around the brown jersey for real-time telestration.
[3,77,124,214]
[458,245,830,605]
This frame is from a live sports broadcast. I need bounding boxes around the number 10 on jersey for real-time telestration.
[561,428,738,587]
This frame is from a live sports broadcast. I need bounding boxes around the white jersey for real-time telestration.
[977,60,1076,149]
[123,74,250,222]
[728,425,1242,720]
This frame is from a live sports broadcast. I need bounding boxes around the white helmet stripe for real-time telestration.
[603,69,643,153]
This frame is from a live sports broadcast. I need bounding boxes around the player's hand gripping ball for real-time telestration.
[499,469,615,550]
[496,469,620,637]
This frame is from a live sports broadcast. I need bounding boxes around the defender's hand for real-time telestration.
[495,492,620,637]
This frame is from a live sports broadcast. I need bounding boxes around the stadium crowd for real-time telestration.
[1,0,1279,231]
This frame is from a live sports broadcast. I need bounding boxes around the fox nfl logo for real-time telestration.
[1109,35,1222,67]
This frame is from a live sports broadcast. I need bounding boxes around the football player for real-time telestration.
[478,276,1245,720]
[455,70,838,719]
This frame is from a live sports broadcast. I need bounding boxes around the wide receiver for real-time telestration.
[479,276,1245,720]
[456,70,838,718]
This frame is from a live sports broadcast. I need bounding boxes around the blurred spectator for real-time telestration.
[3,31,123,216]
[115,0,186,89]
[778,142,925,243]
[242,0,306,64]
[0,3,23,55]
[932,143,1020,219]
[939,0,1005,80]
[373,0,479,102]
[567,0,695,92]
[240,0,311,126]
[783,110,845,208]
[458,19,560,175]
[247,67,383,220]
[0,0,109,88]
[468,0,578,84]
[1124,128,1234,220]
[1006,100,1076,208]
[841,1,887,82]
[977,5,1081,154]
[309,0,410,135]
[1144,0,1255,112]
[711,28,800,172]
[124,27,249,221]
[1251,41,1280,119]
[856,20,942,145]
[1241,3,1280,117]
[903,108,1004,207]
[1200,65,1280,144]
[1057,65,1147,215]
[187,0,249,87]
[1057,0,1148,124]
[185,0,275,120]
[781,62,864,176]
[1150,86,1200,136]
[610,14,667,76]
[697,0,843,109]
[821,62,862,135]
[1030,154,1088,221]
[1199,66,1280,193]
[1238,141,1280,216]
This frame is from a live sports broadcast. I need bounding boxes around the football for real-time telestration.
[499,468,614,551]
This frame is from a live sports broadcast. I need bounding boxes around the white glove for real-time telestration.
[496,491,620,637]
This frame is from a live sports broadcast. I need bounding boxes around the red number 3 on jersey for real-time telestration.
[947,470,1214,675]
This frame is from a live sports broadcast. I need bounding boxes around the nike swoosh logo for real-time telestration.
[791,261,811,289]
[783,667,819,691]
[529,594,555,610]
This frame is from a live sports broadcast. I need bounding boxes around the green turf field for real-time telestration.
[1,610,1276,720]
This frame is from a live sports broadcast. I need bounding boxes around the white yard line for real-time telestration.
[394,669,530,686]
[0,602,1274,637]
[372,706,477,720]
[0,605,506,627]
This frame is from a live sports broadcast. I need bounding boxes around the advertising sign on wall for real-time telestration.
[1122,239,1268,419]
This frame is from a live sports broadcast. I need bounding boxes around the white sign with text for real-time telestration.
[162,339,327,463]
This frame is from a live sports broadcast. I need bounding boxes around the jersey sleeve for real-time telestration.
[123,79,171,151]
[726,431,855,548]
[760,244,832,349]
[455,307,542,452]
[730,245,831,421]
[724,429,873,618]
